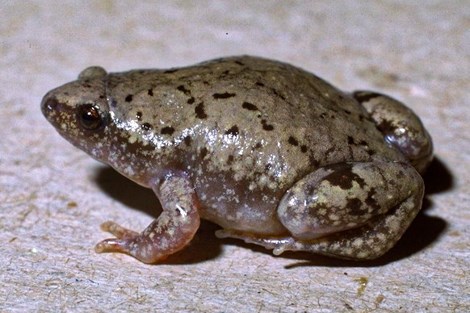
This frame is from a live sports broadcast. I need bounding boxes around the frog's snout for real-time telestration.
[41,93,59,118]
[41,91,70,130]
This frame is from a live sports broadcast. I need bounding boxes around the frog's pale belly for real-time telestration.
[41,55,433,263]
[193,170,288,235]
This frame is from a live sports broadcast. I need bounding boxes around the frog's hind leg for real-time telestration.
[275,161,424,260]
[353,91,433,173]
[95,174,201,263]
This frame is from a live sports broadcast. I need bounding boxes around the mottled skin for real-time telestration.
[41,56,432,263]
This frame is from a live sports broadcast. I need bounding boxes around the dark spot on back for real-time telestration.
[225,125,239,136]
[242,102,258,111]
[195,102,207,119]
[213,92,236,99]
[136,112,143,121]
[177,85,191,95]
[161,126,175,135]
[347,136,355,145]
[343,109,352,115]
[125,94,133,102]
[227,155,234,165]
[187,97,195,104]
[141,123,152,131]
[320,112,327,119]
[200,147,208,159]
[110,99,117,107]
[163,69,178,74]
[254,142,262,149]
[255,82,265,87]
[234,60,244,66]
[261,119,274,131]
[148,89,154,96]
[288,136,299,146]
[301,145,308,153]
[183,135,192,146]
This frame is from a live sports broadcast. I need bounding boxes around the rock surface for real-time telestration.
[1,1,468,312]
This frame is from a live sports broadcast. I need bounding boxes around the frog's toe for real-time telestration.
[100,221,139,239]
[95,238,131,254]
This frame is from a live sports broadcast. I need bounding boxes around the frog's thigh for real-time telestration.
[277,161,424,259]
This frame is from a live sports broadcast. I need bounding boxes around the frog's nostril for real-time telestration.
[41,96,60,116]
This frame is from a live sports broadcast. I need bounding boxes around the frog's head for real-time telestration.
[41,66,113,163]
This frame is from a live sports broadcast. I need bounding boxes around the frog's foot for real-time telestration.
[95,221,145,255]
[215,229,295,255]
[95,221,140,255]
[353,90,433,173]
[95,174,200,264]
[277,160,424,260]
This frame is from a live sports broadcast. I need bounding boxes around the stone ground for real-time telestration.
[1,1,468,312]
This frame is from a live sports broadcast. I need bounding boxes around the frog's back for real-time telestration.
[106,56,402,190]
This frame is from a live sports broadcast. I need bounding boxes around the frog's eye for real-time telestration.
[77,103,104,130]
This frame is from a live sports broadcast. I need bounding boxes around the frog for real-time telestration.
[41,56,433,263]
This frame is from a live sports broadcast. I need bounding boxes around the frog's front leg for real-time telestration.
[353,91,433,174]
[274,161,424,260]
[95,173,200,263]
